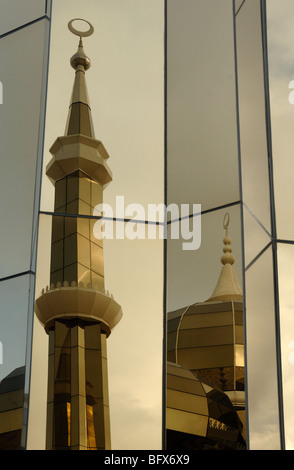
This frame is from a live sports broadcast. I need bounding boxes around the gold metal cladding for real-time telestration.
[166,408,208,437]
[166,363,209,436]
[46,134,112,186]
[175,302,244,371]
[68,19,94,38]
[0,409,23,434]
[35,285,123,336]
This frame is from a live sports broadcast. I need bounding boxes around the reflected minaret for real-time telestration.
[35,19,122,450]
[167,213,246,445]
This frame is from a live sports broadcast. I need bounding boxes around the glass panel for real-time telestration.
[29,214,163,450]
[0,275,31,449]
[166,0,240,212]
[235,0,272,233]
[167,205,242,311]
[0,20,49,278]
[277,243,294,449]
[40,0,164,218]
[32,0,164,450]
[243,205,271,268]
[0,276,31,382]
[245,247,281,449]
[0,0,47,36]
[267,0,294,240]
[166,205,246,450]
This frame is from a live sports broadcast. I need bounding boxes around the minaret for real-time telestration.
[35,19,122,450]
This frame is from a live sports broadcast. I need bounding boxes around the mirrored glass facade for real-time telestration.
[0,1,51,449]
[165,0,293,451]
[28,0,164,451]
[1,0,294,453]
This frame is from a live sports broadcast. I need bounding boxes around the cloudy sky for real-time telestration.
[2,0,294,452]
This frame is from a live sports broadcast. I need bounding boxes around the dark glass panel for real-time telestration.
[245,247,281,449]
[266,0,294,240]
[0,0,47,36]
[0,20,49,278]
[235,0,272,233]
[167,0,240,213]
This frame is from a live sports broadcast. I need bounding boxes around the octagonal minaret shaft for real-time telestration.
[35,20,122,450]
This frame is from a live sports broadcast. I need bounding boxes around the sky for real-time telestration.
[1,0,294,452]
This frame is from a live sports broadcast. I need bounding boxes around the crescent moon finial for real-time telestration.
[68,19,94,71]
[68,18,94,38]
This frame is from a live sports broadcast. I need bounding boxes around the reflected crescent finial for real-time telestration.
[221,212,234,266]
[223,212,230,231]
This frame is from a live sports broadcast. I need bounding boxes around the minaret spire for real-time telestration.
[65,20,95,138]
[207,213,242,302]
[46,19,112,187]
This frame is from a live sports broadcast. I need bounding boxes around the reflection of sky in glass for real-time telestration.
[267,0,294,240]
[167,0,240,212]
[267,0,294,450]
[0,276,30,382]
[277,245,294,450]
[167,205,242,311]
[1,0,293,452]
[245,248,281,450]
[28,0,164,451]
[166,0,294,451]
[0,12,50,449]
[0,20,48,279]
[236,0,272,234]
[0,0,47,36]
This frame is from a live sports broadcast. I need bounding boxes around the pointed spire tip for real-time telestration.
[68,19,94,71]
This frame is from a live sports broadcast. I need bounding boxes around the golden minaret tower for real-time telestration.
[35,19,122,450]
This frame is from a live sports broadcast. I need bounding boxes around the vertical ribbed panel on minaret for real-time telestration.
[50,170,104,291]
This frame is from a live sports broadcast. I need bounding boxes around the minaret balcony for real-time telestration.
[46,134,112,186]
[35,282,122,336]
